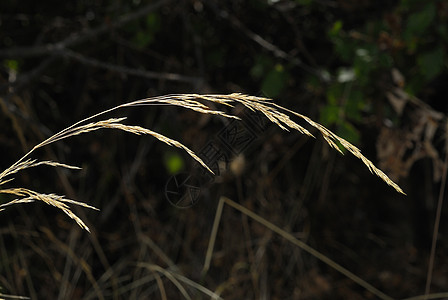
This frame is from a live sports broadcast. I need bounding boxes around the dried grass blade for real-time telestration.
[270,102,405,194]
[100,122,214,174]
[123,95,239,119]
[138,264,192,300]
[0,188,98,210]
[0,188,98,232]
[230,94,314,136]
[0,159,80,184]
[0,93,405,234]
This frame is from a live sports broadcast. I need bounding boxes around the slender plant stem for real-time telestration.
[205,197,394,300]
[424,130,448,297]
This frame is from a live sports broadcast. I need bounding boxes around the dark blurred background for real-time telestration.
[1,0,447,299]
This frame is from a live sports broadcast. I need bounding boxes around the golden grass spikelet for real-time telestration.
[0,188,98,232]
[0,159,80,185]
[268,101,405,194]
[99,122,213,173]
[0,93,405,232]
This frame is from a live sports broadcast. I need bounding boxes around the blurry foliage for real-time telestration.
[3,59,19,72]
[251,55,289,97]
[130,13,161,48]
[318,0,448,142]
[261,63,288,98]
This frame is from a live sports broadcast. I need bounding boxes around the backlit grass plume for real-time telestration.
[0,93,405,232]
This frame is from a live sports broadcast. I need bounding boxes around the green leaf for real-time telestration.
[4,59,19,71]
[250,55,273,79]
[326,83,343,106]
[329,20,343,37]
[132,12,161,48]
[437,24,448,42]
[261,64,287,98]
[399,0,421,10]
[417,46,445,81]
[145,13,160,30]
[134,31,154,48]
[378,53,394,68]
[337,121,360,145]
[345,90,365,122]
[320,104,340,126]
[353,47,376,86]
[332,38,356,62]
[404,3,436,41]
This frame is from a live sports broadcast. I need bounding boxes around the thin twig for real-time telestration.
[59,49,203,84]
[0,0,174,58]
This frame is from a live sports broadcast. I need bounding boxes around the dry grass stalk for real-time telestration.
[137,263,223,300]
[0,93,405,232]
[204,197,394,300]
[0,188,98,232]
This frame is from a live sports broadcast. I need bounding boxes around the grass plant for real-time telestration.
[0,93,404,232]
